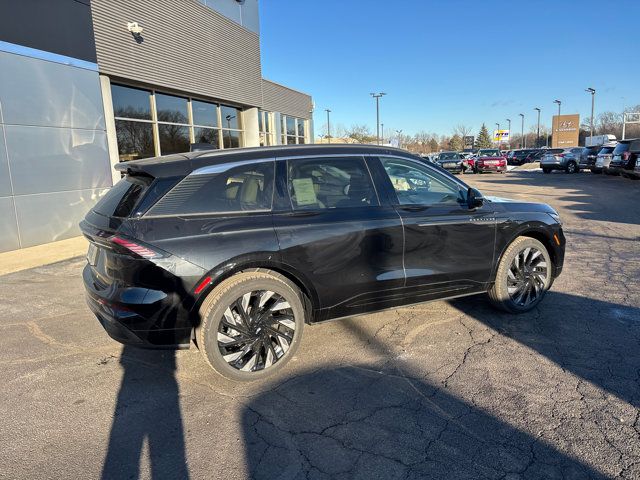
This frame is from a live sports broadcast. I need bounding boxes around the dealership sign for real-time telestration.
[552,114,580,148]
[493,130,510,142]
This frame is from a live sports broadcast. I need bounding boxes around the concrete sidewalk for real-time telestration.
[0,236,87,276]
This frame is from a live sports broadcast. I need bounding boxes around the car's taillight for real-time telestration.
[110,236,163,259]
[558,153,565,158]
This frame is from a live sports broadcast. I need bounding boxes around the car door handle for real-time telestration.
[399,205,429,212]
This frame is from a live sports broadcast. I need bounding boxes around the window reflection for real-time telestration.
[155,93,189,124]
[112,84,151,120]
[159,125,190,155]
[220,105,240,130]
[194,127,220,148]
[192,100,218,127]
[222,130,241,148]
[115,120,154,161]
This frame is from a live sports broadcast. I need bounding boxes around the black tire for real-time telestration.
[488,236,553,313]
[542,168,551,174]
[566,161,578,174]
[197,270,305,381]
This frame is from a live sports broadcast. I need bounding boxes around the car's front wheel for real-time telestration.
[197,270,305,381]
[488,236,552,313]
[566,161,578,174]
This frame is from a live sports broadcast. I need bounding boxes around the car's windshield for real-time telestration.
[477,149,500,157]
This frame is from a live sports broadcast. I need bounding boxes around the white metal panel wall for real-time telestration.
[91,0,263,108]
[262,79,313,120]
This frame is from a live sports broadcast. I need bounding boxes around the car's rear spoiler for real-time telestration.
[114,154,193,178]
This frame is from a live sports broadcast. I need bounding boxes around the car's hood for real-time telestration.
[485,195,557,214]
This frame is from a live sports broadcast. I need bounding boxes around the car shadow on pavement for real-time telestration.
[450,291,640,409]
[240,315,608,479]
[101,346,190,480]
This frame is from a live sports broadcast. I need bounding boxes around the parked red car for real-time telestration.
[473,149,507,173]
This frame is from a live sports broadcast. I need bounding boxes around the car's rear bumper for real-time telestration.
[476,165,506,173]
[83,264,192,348]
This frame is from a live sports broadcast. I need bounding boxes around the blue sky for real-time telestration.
[259,0,640,137]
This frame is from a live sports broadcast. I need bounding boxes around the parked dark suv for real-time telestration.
[81,145,565,380]
[608,139,640,178]
[577,145,602,171]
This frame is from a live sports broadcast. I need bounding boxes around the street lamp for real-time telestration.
[553,99,561,117]
[506,118,511,149]
[519,113,525,148]
[370,92,386,145]
[495,122,500,148]
[381,123,384,145]
[585,87,596,142]
[325,109,331,144]
[395,129,403,148]
[534,108,541,148]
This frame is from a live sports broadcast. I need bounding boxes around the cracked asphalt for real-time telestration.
[1,170,639,479]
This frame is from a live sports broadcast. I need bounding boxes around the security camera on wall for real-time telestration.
[127,22,144,35]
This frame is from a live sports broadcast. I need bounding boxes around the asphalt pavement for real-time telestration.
[1,169,639,479]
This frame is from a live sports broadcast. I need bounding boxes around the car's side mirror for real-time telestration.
[467,187,484,209]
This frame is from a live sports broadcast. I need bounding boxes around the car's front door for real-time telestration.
[271,155,405,321]
[372,155,497,300]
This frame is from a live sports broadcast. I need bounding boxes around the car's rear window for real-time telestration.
[613,143,630,155]
[147,161,275,216]
[93,176,152,218]
[598,147,615,154]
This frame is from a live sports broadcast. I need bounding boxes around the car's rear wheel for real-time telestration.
[566,161,578,174]
[488,236,552,313]
[542,167,551,174]
[197,270,305,381]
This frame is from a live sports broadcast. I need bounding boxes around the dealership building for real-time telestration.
[0,0,313,253]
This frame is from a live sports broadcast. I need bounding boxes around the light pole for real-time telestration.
[519,113,525,148]
[381,123,384,145]
[534,108,541,148]
[325,109,331,144]
[506,118,511,149]
[585,87,596,142]
[370,92,386,145]
[495,122,500,148]
[552,100,561,148]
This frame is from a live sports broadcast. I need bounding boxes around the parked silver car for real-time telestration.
[541,147,583,174]
[593,145,616,174]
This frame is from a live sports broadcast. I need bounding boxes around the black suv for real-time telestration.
[507,149,541,165]
[577,145,602,171]
[609,139,640,178]
[81,145,565,380]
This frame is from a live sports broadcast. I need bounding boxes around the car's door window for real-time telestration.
[380,157,465,206]
[287,157,379,210]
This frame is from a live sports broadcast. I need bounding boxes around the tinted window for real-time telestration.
[115,120,155,161]
[478,149,500,157]
[159,124,190,155]
[222,129,241,148]
[220,105,240,130]
[194,127,219,148]
[93,176,151,218]
[630,140,640,152]
[112,84,151,120]
[192,100,218,127]
[598,147,614,155]
[439,152,460,160]
[288,157,378,210]
[613,143,630,155]
[286,117,296,136]
[155,93,188,123]
[381,157,465,206]
[148,161,275,216]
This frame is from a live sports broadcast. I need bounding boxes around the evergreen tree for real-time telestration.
[428,138,439,152]
[449,134,463,151]
[476,123,493,148]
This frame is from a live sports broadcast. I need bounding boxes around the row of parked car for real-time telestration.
[538,139,640,178]
[421,149,507,174]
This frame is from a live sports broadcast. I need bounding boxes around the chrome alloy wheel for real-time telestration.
[507,247,548,307]
[217,290,296,372]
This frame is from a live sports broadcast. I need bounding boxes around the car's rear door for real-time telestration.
[371,155,496,300]
[271,155,405,320]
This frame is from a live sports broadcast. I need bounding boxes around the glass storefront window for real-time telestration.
[194,127,220,148]
[297,119,305,137]
[192,100,218,127]
[112,84,151,120]
[220,105,240,130]
[155,93,189,124]
[222,130,241,148]
[159,125,190,155]
[115,120,154,161]
[111,84,244,160]
[286,116,296,136]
